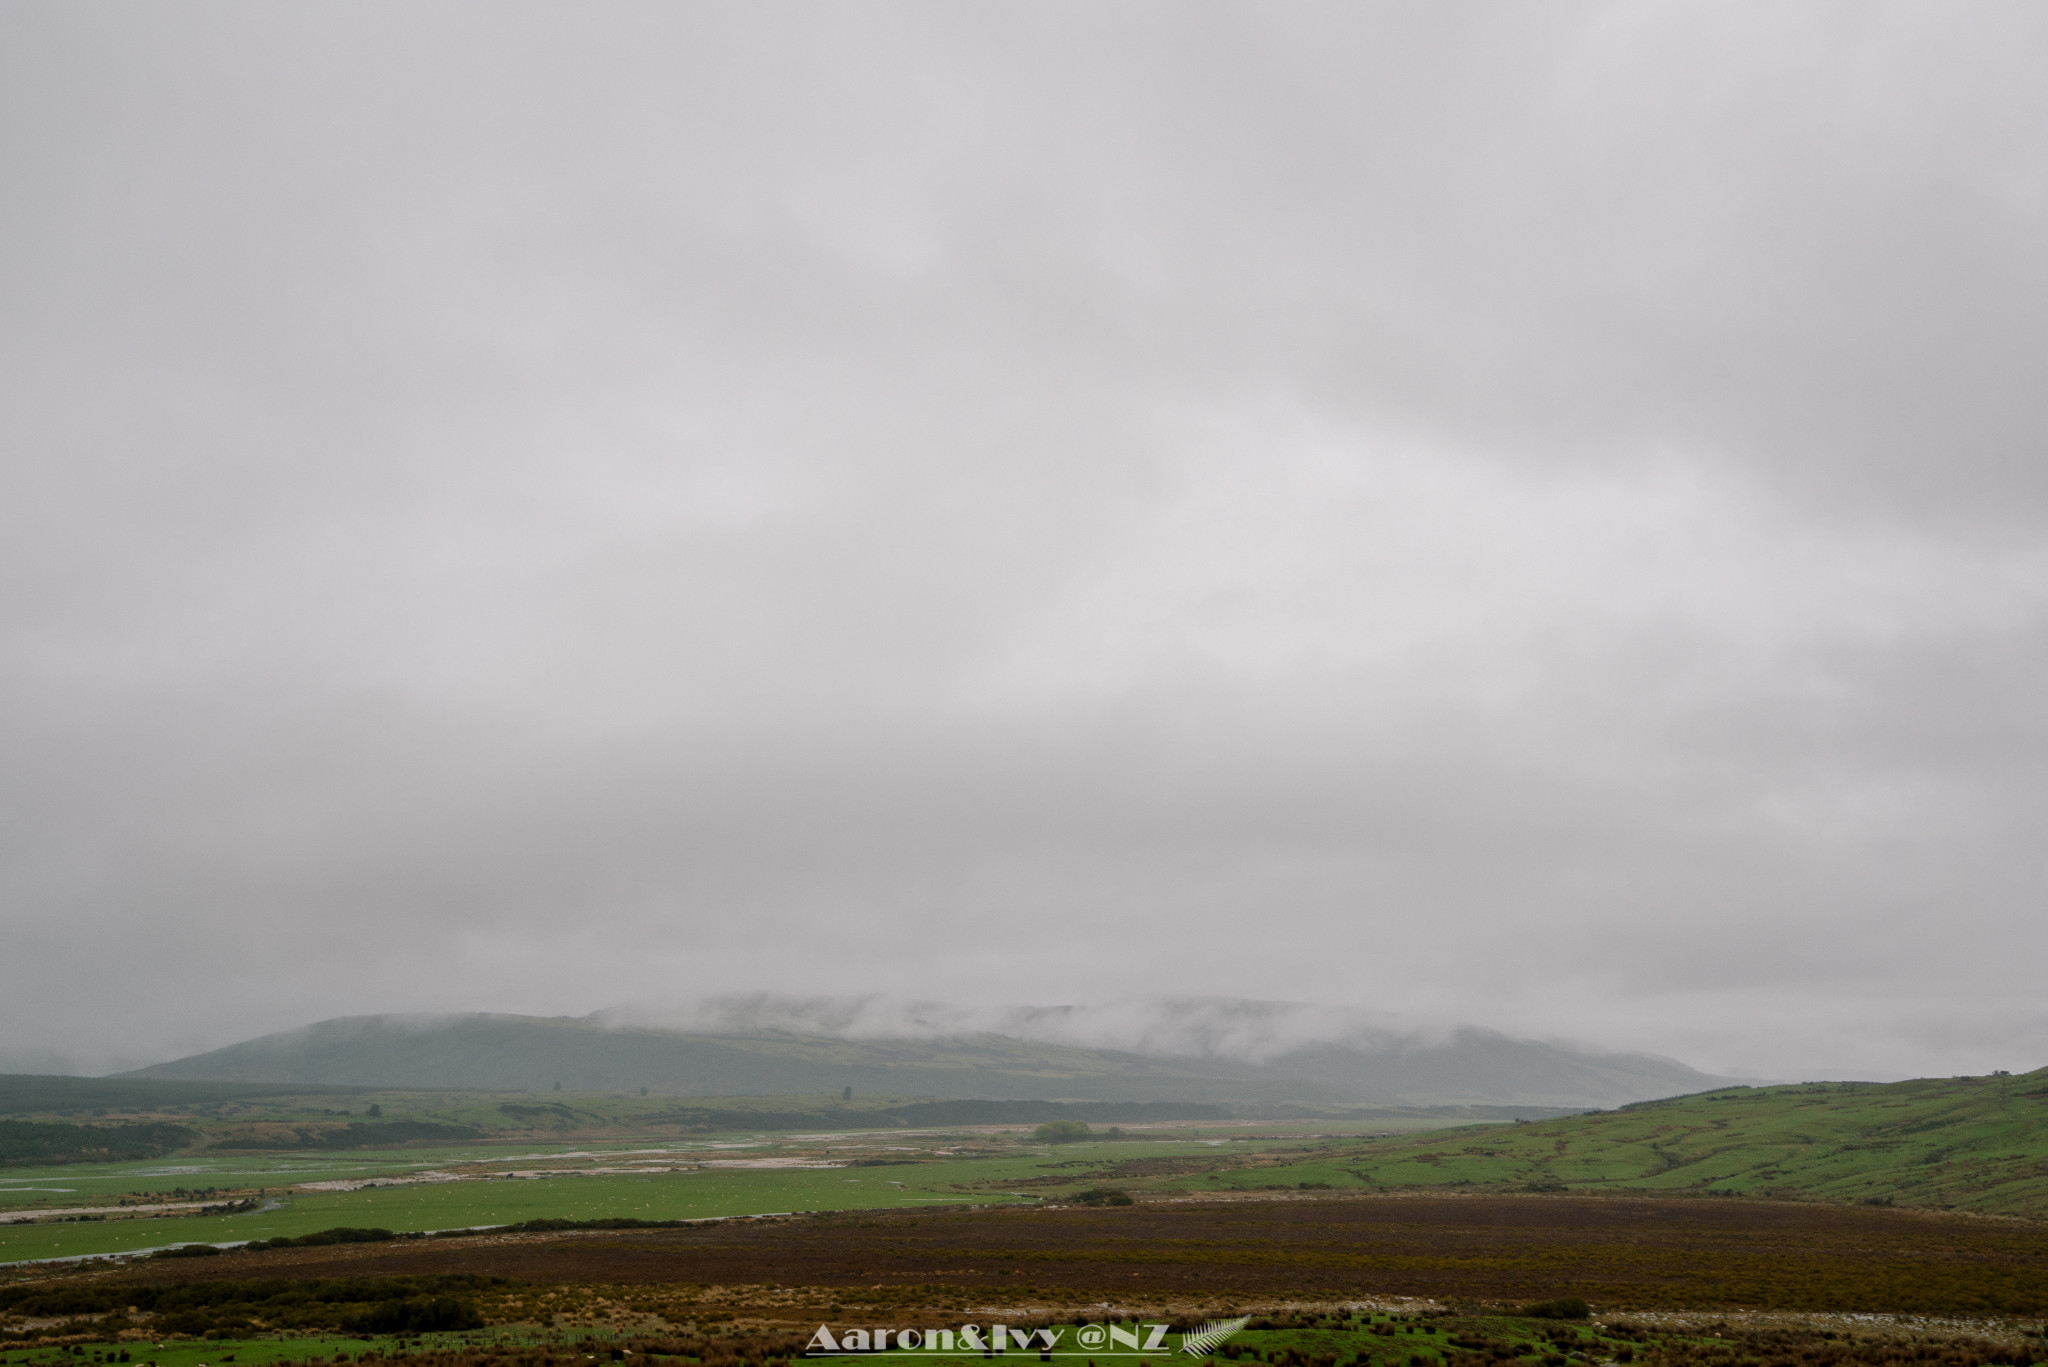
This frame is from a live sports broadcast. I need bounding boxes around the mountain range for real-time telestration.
[120,996,1754,1109]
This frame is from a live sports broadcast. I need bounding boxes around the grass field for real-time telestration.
[0,1164,1031,1264]
[0,1134,1318,1265]
[1157,1070,2048,1217]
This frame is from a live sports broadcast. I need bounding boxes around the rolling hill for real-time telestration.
[1183,1068,2048,1218]
[1251,1030,1732,1108]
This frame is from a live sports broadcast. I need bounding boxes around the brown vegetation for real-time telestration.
[69,1193,2048,1316]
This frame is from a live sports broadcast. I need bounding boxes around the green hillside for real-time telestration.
[0,1075,377,1116]
[119,1014,1354,1103]
[1180,1068,2048,1217]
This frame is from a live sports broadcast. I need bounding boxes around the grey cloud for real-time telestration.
[3,3,2046,1084]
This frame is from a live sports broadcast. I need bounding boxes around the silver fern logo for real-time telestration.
[1180,1317,1251,1357]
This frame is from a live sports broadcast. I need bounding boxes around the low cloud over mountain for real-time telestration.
[127,996,1755,1109]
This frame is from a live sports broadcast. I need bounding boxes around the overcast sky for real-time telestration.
[4,3,2046,1082]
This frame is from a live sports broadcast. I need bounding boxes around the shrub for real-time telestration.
[1034,1120,1092,1144]
[340,1297,484,1335]
[244,1227,397,1251]
[0,1120,196,1167]
[1072,1187,1134,1206]
[483,1217,687,1234]
[1519,1299,1590,1320]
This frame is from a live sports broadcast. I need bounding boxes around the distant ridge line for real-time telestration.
[112,1004,1751,1109]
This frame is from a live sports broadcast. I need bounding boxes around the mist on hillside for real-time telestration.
[593,994,1669,1070]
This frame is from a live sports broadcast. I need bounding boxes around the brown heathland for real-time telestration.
[83,1193,2048,1315]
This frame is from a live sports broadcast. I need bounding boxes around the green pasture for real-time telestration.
[0,1134,949,1213]
[0,1169,1029,1264]
[0,1137,1298,1265]
[1180,1070,2048,1217]
[0,1156,457,1208]
[0,1145,655,1219]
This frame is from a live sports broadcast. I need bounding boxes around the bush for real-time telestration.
[209,1122,479,1151]
[340,1297,483,1335]
[0,1272,507,1337]
[244,1227,397,1252]
[1034,1120,1092,1144]
[1519,1299,1590,1320]
[485,1217,687,1234]
[0,1120,195,1168]
[1072,1187,1134,1206]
